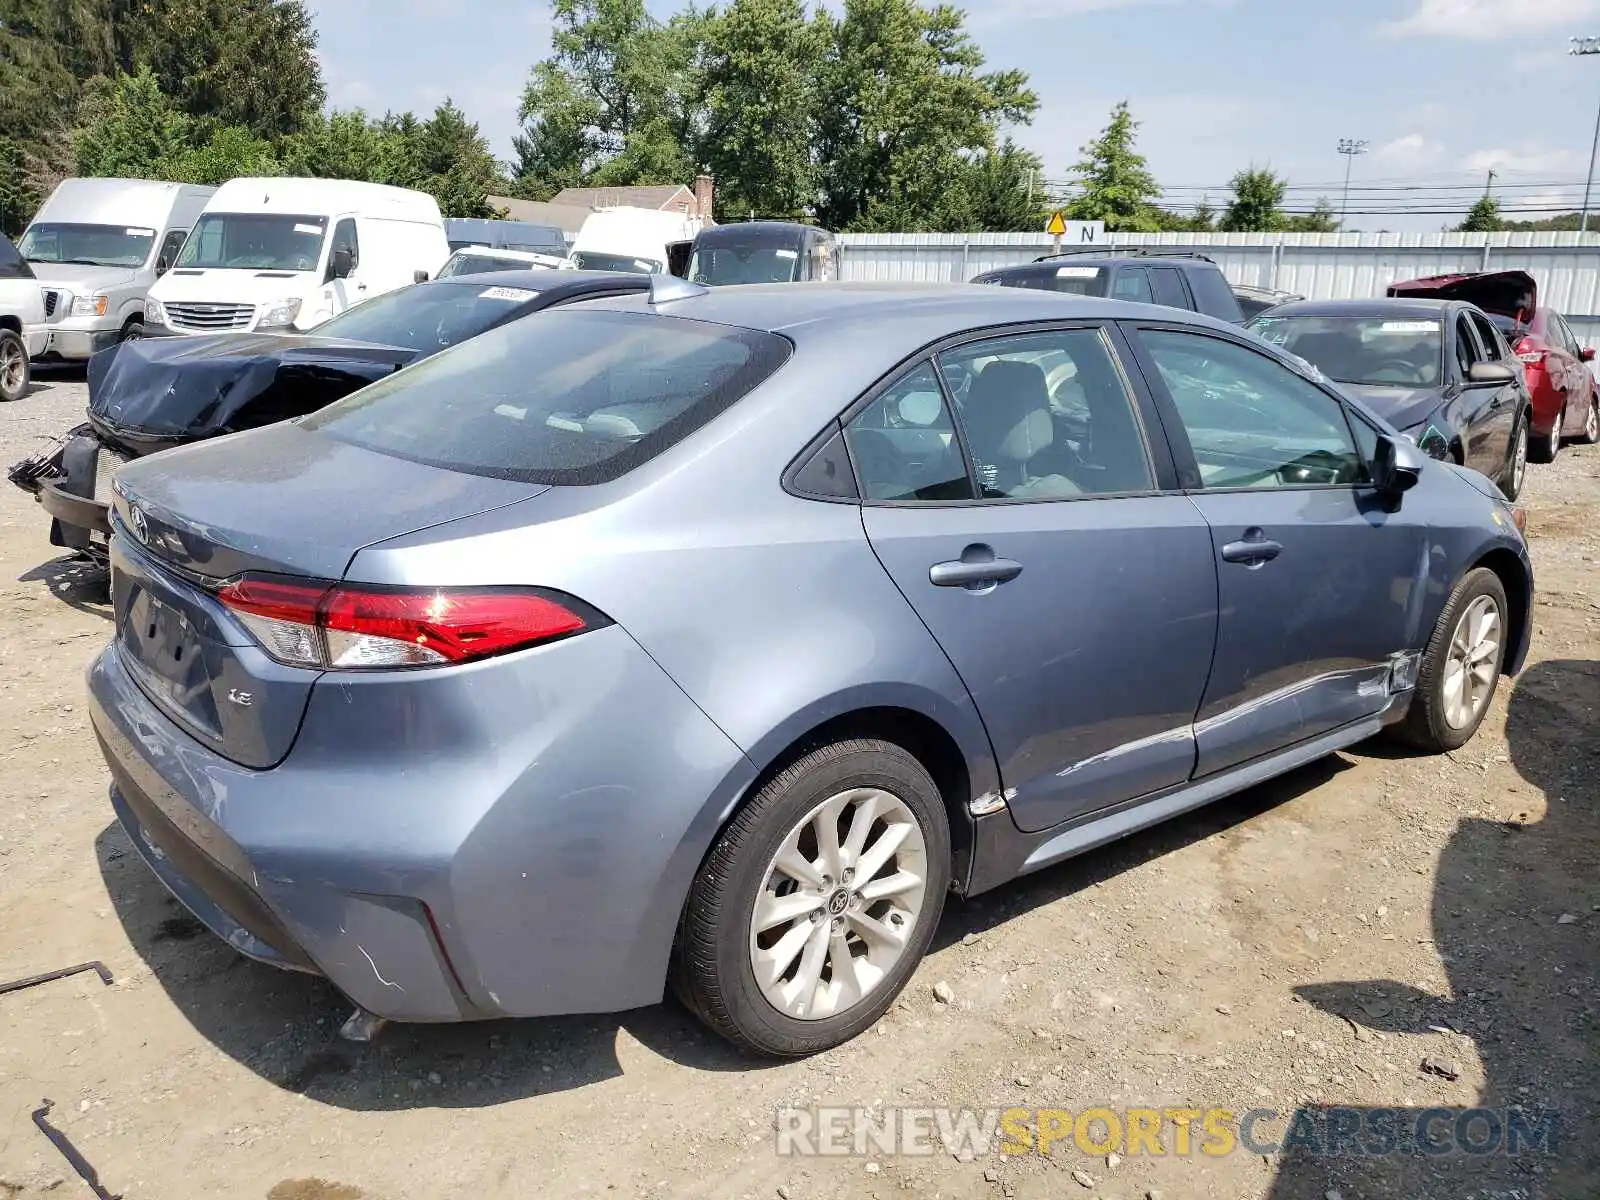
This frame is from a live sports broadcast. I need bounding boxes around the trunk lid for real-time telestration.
[108,422,549,767]
[1386,270,1537,322]
[87,333,415,445]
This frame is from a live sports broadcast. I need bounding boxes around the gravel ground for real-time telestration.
[0,369,1594,1200]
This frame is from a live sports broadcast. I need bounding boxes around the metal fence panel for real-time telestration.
[836,232,1600,324]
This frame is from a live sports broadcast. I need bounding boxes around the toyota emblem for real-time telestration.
[126,501,148,544]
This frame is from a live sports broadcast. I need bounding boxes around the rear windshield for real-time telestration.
[438,251,538,278]
[302,310,792,484]
[310,279,541,351]
[980,267,1109,297]
[569,250,662,274]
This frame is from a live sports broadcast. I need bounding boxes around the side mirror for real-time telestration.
[330,247,355,280]
[1467,361,1516,386]
[413,269,430,284]
[1582,347,1596,363]
[1372,435,1424,498]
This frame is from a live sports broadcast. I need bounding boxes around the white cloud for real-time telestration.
[1374,133,1445,168]
[1384,0,1600,40]
[1459,145,1587,175]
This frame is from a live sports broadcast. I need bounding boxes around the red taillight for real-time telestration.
[1515,337,1545,366]
[218,575,596,670]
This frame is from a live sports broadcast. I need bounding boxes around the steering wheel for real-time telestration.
[1367,358,1425,382]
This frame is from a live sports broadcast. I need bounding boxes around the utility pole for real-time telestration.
[1573,37,1600,234]
[1484,168,1497,197]
[1337,139,1369,232]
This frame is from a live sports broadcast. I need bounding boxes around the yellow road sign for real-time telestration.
[1045,211,1067,236]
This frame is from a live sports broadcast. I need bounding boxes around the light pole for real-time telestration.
[1573,37,1600,234]
[1337,139,1369,231]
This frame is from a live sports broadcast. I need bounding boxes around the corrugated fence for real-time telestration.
[836,231,1600,344]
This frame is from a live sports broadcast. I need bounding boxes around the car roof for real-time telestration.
[585,280,1240,339]
[1254,297,1460,320]
[427,268,647,296]
[981,256,1213,274]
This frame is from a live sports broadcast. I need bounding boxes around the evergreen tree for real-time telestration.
[1065,102,1162,232]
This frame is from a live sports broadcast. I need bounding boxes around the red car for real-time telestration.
[1389,270,1600,462]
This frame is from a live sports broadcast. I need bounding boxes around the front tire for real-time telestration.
[672,739,951,1057]
[119,319,144,344]
[0,329,29,402]
[1395,567,1509,753]
[1500,416,1528,500]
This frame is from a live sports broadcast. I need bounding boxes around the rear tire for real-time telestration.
[1394,567,1509,753]
[0,329,29,402]
[1579,395,1600,446]
[671,739,951,1057]
[1529,407,1561,464]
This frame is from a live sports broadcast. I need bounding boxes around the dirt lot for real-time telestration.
[0,369,1595,1200]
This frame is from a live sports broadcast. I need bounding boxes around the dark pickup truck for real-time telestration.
[972,250,1246,324]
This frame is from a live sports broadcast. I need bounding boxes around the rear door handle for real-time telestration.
[929,551,1023,589]
[1220,534,1282,566]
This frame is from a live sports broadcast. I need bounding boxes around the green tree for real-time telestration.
[1064,102,1162,232]
[1220,166,1288,232]
[280,109,387,181]
[934,140,1045,233]
[126,0,323,138]
[1457,195,1504,233]
[71,65,193,179]
[1284,197,1339,233]
[813,0,1037,232]
[512,0,703,195]
[697,0,823,220]
[412,100,507,217]
[0,136,42,236]
[170,125,282,183]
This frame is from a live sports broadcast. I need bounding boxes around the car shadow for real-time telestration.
[1265,660,1600,1198]
[19,554,111,619]
[94,820,758,1111]
[97,745,1359,1112]
[931,753,1352,951]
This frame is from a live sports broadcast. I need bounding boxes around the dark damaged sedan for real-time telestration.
[10,269,649,564]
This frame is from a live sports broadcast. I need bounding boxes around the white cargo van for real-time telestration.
[146,178,449,335]
[564,208,699,274]
[19,178,214,359]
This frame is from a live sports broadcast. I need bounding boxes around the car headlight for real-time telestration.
[144,297,166,325]
[70,294,109,318]
[258,297,303,329]
[1403,424,1451,461]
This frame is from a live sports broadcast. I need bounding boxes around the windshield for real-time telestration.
[689,245,801,285]
[19,223,155,267]
[175,212,327,271]
[303,309,791,484]
[438,252,536,279]
[570,250,661,274]
[310,281,544,351]
[1248,314,1443,387]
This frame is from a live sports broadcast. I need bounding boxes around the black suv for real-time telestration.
[972,250,1245,324]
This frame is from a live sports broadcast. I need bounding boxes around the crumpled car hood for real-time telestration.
[86,333,418,445]
[1339,383,1446,433]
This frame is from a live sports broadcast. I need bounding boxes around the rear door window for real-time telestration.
[1148,267,1192,310]
[1186,267,1245,322]
[303,310,792,484]
[844,363,974,502]
[1111,268,1154,304]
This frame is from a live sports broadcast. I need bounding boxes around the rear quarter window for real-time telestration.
[301,309,792,484]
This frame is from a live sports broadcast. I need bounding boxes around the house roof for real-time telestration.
[486,196,595,237]
[550,185,696,213]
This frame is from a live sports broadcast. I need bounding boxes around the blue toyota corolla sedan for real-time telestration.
[89,281,1532,1057]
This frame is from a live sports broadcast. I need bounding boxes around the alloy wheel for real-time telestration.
[749,787,928,1021]
[0,339,23,395]
[1442,594,1501,730]
[1511,425,1528,495]
[1588,399,1599,443]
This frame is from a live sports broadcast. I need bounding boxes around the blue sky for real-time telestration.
[313,0,1600,230]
